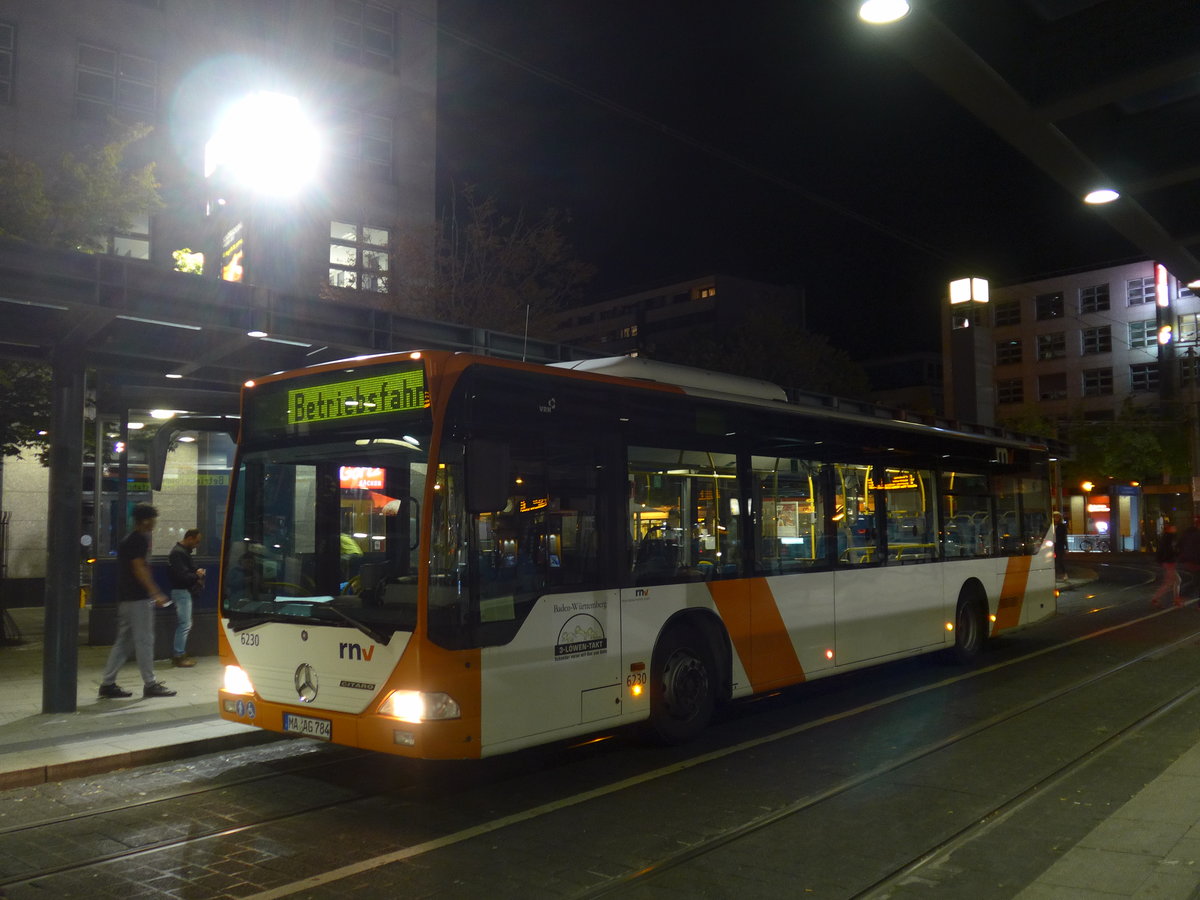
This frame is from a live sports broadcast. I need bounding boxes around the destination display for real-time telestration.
[243,363,430,438]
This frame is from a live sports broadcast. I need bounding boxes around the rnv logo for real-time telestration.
[339,642,375,661]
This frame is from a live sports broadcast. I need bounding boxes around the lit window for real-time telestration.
[329,221,389,292]
[108,212,150,260]
[697,286,716,299]
[1178,313,1199,344]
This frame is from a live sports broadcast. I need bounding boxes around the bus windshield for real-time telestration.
[222,434,429,635]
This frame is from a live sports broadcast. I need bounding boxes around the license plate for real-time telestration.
[283,713,332,741]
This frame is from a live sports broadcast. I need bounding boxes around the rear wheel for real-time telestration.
[952,595,987,665]
[648,626,716,744]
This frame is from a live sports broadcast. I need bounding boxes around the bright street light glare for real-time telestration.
[1083,188,1120,204]
[859,0,910,24]
[205,91,323,196]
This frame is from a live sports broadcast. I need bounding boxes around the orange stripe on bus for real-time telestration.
[708,579,805,691]
[993,555,1033,633]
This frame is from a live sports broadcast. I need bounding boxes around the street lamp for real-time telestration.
[203,91,324,297]
[859,0,910,24]
[204,91,323,199]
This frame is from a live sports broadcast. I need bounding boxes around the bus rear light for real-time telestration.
[825,649,834,660]
[224,665,255,695]
[383,690,462,723]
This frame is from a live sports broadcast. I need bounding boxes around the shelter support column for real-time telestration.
[43,353,85,713]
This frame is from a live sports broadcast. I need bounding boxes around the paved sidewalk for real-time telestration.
[0,605,274,789]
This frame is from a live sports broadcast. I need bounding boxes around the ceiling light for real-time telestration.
[1083,188,1119,204]
[859,0,910,24]
[247,329,269,338]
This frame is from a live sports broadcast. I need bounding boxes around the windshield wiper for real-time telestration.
[229,613,283,632]
[313,604,390,645]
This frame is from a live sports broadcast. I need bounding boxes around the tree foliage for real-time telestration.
[0,124,161,462]
[655,313,872,399]
[0,123,161,252]
[0,361,52,462]
[385,185,596,337]
[1002,400,1191,487]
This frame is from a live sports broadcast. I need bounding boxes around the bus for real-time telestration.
[217,350,1060,758]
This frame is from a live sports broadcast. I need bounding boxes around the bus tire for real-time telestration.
[951,591,987,665]
[648,625,716,744]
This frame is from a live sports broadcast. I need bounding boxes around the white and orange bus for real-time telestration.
[217,351,1059,757]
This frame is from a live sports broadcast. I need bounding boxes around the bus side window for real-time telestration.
[751,454,825,574]
[629,446,741,584]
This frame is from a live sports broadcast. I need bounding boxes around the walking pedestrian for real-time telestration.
[1177,516,1200,604]
[167,528,205,667]
[98,503,177,699]
[1150,520,1181,609]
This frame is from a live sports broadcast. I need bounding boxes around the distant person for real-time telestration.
[1150,520,1181,609]
[167,528,205,668]
[1177,517,1200,605]
[1052,511,1068,582]
[99,504,177,699]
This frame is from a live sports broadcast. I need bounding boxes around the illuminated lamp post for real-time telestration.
[858,0,910,24]
[944,277,992,425]
[203,91,324,311]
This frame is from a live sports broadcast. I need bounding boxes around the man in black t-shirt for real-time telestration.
[98,504,178,699]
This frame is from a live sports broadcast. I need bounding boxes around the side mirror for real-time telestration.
[466,439,510,513]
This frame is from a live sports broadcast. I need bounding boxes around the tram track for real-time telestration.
[240,601,1200,898]
[571,618,1200,898]
[0,594,1189,898]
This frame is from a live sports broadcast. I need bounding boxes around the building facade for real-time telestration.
[555,274,805,357]
[941,260,1200,549]
[0,0,436,295]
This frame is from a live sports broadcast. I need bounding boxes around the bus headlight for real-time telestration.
[223,665,255,695]
[382,690,461,723]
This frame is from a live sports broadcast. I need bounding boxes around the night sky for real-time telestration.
[435,1,1139,358]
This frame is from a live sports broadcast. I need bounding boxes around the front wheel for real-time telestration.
[951,596,987,665]
[648,626,716,744]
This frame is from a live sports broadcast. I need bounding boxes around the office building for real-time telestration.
[555,274,804,357]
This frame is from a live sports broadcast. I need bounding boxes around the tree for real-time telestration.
[655,313,873,399]
[0,122,161,252]
[0,123,161,462]
[383,184,596,337]
[0,361,52,462]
